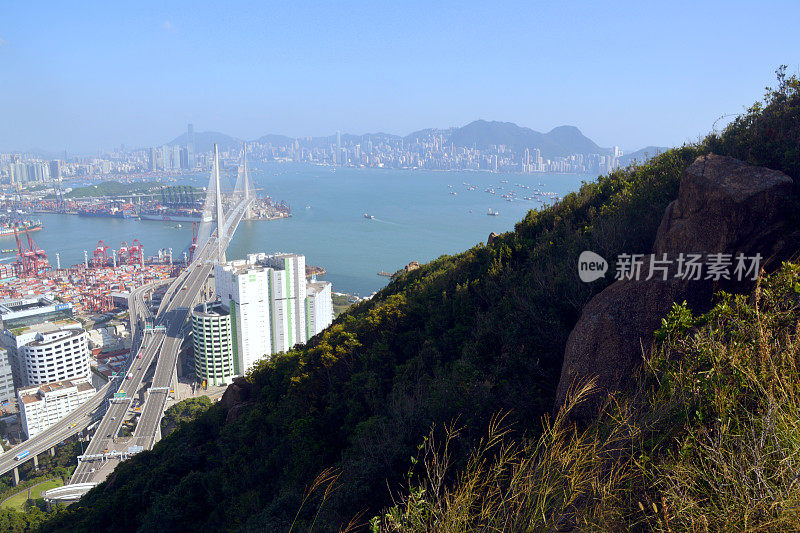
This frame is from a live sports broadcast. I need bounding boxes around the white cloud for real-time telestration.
[0,37,6,47]
[162,21,175,32]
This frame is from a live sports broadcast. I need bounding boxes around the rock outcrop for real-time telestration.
[488,232,500,245]
[556,155,794,419]
[220,376,254,424]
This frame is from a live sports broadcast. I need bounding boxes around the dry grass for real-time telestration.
[371,262,800,532]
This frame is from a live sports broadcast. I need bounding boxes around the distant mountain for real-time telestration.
[168,131,241,153]
[445,120,604,159]
[619,146,670,166]
[163,122,615,159]
[403,127,456,146]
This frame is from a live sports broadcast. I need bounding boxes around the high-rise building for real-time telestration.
[214,252,330,374]
[255,253,307,352]
[49,160,61,180]
[214,260,271,374]
[148,147,156,171]
[186,124,195,169]
[305,281,333,340]
[2,322,91,387]
[0,348,15,405]
[18,379,95,439]
[191,302,236,386]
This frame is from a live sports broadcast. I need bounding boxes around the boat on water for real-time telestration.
[487,208,500,216]
[139,207,211,223]
[363,213,375,220]
[0,220,43,238]
[78,207,135,219]
[1,249,15,253]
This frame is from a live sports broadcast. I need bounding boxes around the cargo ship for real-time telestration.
[0,220,43,238]
[139,208,211,223]
[78,206,135,219]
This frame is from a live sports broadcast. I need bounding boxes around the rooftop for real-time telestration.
[0,295,60,315]
[192,301,229,318]
[307,281,332,295]
[18,378,94,403]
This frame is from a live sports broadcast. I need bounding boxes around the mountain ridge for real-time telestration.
[166,120,621,159]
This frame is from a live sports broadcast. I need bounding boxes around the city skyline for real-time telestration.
[1,1,796,153]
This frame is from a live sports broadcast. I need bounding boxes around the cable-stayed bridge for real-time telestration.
[0,144,254,502]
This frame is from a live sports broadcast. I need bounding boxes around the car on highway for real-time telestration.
[127,374,132,380]
[137,354,142,359]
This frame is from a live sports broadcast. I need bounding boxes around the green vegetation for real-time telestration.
[0,506,50,533]
[376,263,800,531]
[159,396,213,438]
[1,480,63,512]
[64,181,162,198]
[0,442,79,532]
[0,442,81,500]
[331,293,354,317]
[39,70,800,532]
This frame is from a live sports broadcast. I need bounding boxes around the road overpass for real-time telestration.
[0,279,169,484]
[48,144,253,500]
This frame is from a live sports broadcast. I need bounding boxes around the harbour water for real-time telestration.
[3,164,593,295]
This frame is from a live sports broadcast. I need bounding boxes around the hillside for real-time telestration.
[166,122,609,158]
[445,120,604,158]
[65,181,163,198]
[403,120,605,159]
[40,71,800,532]
[619,145,669,166]
[377,262,800,530]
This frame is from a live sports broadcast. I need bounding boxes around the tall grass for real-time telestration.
[372,262,800,532]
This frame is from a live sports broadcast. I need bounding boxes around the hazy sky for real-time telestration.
[1,0,797,153]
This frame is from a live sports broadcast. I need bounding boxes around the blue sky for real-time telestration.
[0,0,797,153]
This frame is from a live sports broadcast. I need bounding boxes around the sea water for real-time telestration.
[9,163,593,295]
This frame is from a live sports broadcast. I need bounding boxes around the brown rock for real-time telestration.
[404,261,420,273]
[555,155,793,419]
[488,232,500,245]
[220,376,253,424]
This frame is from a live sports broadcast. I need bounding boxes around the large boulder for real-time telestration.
[220,376,254,424]
[555,155,793,419]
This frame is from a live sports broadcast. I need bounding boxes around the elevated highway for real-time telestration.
[57,144,253,498]
[0,279,169,484]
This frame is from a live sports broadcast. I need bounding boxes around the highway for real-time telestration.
[0,280,169,479]
[70,196,252,485]
[68,263,207,484]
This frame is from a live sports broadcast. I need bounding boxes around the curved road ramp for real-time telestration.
[41,483,98,504]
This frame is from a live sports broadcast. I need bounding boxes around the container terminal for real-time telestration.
[0,226,184,316]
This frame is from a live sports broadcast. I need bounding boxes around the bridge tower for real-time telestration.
[213,144,225,263]
[242,141,252,220]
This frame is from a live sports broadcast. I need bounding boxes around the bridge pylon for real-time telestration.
[213,144,225,262]
[242,141,252,220]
